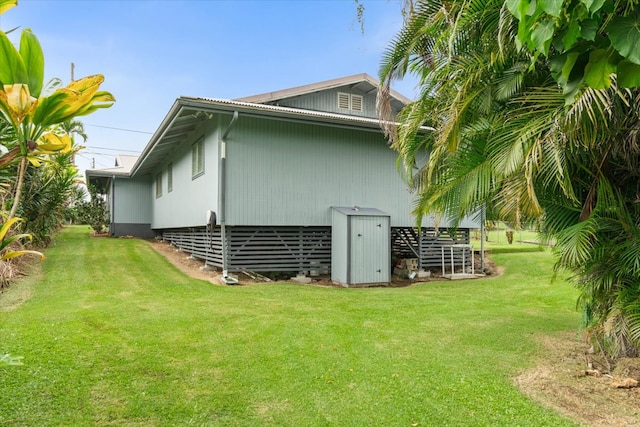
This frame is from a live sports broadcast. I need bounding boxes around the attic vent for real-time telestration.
[338,92,351,110]
[337,92,364,112]
[351,94,363,112]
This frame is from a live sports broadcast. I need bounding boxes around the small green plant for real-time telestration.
[75,185,109,234]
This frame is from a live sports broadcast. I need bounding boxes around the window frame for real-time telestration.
[167,162,173,193]
[192,137,205,179]
[155,172,162,198]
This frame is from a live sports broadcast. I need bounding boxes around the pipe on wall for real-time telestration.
[220,111,239,283]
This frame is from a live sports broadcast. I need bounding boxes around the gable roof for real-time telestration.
[235,73,411,111]
[131,96,423,176]
[114,154,139,171]
[88,74,430,179]
[86,154,139,178]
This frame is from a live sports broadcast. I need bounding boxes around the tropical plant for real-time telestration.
[0,15,114,219]
[507,0,640,97]
[18,146,82,245]
[0,216,44,288]
[379,0,640,357]
[62,184,88,224]
[0,217,43,261]
[75,184,109,234]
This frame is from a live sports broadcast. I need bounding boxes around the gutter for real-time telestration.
[129,99,184,176]
[220,111,239,284]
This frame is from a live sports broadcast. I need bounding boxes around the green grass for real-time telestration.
[0,226,580,426]
[471,227,550,253]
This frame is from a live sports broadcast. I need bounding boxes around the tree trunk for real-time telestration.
[8,156,28,220]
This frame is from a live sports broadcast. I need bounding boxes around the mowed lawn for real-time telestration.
[0,226,580,426]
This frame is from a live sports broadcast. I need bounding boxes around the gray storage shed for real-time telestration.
[331,207,390,286]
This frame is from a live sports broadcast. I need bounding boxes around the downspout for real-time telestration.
[220,111,239,283]
[111,175,116,236]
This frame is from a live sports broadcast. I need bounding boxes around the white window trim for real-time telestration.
[167,162,173,192]
[192,137,205,179]
[155,173,162,198]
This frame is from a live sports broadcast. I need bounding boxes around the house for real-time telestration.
[86,74,479,285]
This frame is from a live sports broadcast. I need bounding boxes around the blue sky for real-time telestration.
[1,0,415,173]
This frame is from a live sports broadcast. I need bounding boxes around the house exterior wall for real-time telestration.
[150,120,220,229]
[224,116,417,227]
[111,176,154,237]
[274,87,381,118]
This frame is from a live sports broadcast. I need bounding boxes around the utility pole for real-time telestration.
[92,158,95,169]
[71,62,75,81]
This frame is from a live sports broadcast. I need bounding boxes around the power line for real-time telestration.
[76,152,110,169]
[83,145,141,154]
[84,123,153,134]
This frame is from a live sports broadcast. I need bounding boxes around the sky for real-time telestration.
[0,0,416,175]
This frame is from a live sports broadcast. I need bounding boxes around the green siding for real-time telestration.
[275,88,379,118]
[225,116,415,227]
[151,121,220,229]
[114,177,151,223]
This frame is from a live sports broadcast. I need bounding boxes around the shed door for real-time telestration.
[350,216,389,284]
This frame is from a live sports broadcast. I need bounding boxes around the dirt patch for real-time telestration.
[146,238,442,287]
[515,332,640,426]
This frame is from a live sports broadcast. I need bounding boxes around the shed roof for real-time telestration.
[332,206,390,217]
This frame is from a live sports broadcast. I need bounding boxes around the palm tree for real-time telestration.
[379,0,640,357]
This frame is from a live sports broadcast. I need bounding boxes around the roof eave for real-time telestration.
[235,73,412,106]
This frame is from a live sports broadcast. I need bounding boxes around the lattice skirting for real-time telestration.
[391,227,472,270]
[162,226,331,274]
[161,226,471,274]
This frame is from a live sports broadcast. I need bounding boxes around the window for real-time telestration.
[167,163,173,192]
[337,92,363,112]
[192,137,204,178]
[155,173,162,198]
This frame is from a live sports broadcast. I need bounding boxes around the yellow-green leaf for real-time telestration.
[0,217,22,242]
[0,0,17,15]
[19,29,44,98]
[0,30,27,86]
[1,249,44,261]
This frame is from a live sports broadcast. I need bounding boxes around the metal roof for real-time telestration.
[235,73,412,111]
[128,96,433,177]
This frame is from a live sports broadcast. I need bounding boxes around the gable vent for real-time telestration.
[338,92,351,110]
[351,94,363,112]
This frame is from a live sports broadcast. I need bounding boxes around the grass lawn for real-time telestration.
[0,226,580,426]
[471,227,550,254]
